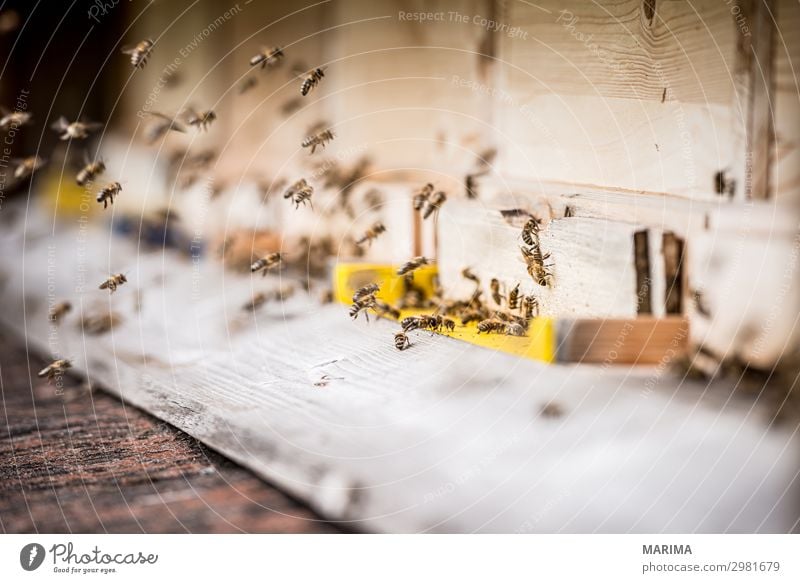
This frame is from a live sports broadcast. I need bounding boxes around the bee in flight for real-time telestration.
[238,77,258,94]
[284,178,314,209]
[12,156,45,180]
[508,283,521,310]
[397,256,429,276]
[249,46,284,69]
[143,111,187,143]
[522,295,539,319]
[99,272,128,293]
[422,191,446,220]
[183,107,217,131]
[49,300,72,324]
[300,67,326,96]
[356,222,386,246]
[250,252,283,276]
[38,358,72,380]
[96,181,122,208]
[0,108,32,130]
[51,116,103,140]
[76,154,106,186]
[122,38,154,69]
[302,129,334,154]
[413,183,434,211]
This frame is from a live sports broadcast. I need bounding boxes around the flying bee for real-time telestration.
[0,108,32,131]
[349,295,376,320]
[37,358,72,380]
[302,129,334,154]
[461,267,480,286]
[283,178,314,209]
[422,190,446,220]
[51,116,103,140]
[353,283,379,303]
[122,38,154,69]
[522,295,539,319]
[12,156,45,180]
[76,154,105,186]
[490,278,504,305]
[82,311,120,335]
[96,181,122,208]
[144,111,187,143]
[477,318,506,334]
[250,252,283,276]
[508,283,521,310]
[374,300,400,320]
[238,76,258,94]
[99,272,128,293]
[413,183,434,211]
[354,222,386,247]
[280,97,303,117]
[397,256,429,276]
[394,331,410,351]
[249,46,284,69]
[465,171,489,199]
[460,309,484,325]
[183,107,217,131]
[521,217,542,246]
[520,244,554,287]
[300,67,326,96]
[242,292,268,312]
[49,300,72,324]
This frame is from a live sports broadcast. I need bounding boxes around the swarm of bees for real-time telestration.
[38,358,72,380]
[300,67,326,96]
[122,39,155,69]
[284,178,314,209]
[356,222,386,246]
[302,128,335,154]
[96,181,122,209]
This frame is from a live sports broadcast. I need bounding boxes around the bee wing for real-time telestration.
[83,121,105,132]
[50,116,68,132]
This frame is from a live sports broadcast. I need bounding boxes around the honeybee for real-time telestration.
[51,116,103,140]
[183,107,217,131]
[508,283,520,310]
[461,267,480,286]
[242,292,268,312]
[505,322,527,336]
[49,300,72,324]
[490,278,503,305]
[300,67,326,96]
[460,309,484,325]
[280,97,303,116]
[301,129,334,154]
[465,172,486,199]
[520,244,554,287]
[99,272,128,293]
[13,156,45,180]
[353,283,379,303]
[144,111,187,143]
[249,46,284,69]
[82,311,120,335]
[349,295,376,320]
[540,401,564,419]
[250,252,283,276]
[521,217,542,246]
[394,331,410,350]
[441,317,456,332]
[477,318,506,334]
[397,256,429,276]
[353,222,386,247]
[38,358,72,379]
[122,38,154,69]
[76,154,106,186]
[522,295,539,319]
[0,108,32,131]
[401,316,423,332]
[238,76,258,94]
[422,190,446,220]
[283,178,314,209]
[413,183,434,211]
[96,181,122,208]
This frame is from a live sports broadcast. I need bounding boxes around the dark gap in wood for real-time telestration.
[633,230,652,314]
[643,0,657,25]
[663,232,685,314]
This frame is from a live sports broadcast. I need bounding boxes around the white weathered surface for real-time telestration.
[1,206,798,533]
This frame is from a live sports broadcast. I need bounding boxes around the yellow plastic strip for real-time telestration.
[334,262,555,363]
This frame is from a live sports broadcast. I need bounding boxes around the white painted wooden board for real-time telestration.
[1,205,798,533]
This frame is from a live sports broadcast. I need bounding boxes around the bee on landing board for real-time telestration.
[250,252,283,276]
[49,301,72,324]
[249,46,284,69]
[38,358,72,380]
[356,222,386,246]
[520,243,554,287]
[99,273,128,293]
[50,116,103,140]
[397,256,429,276]
[522,295,539,319]
[490,278,504,306]
[301,129,335,154]
[283,178,314,209]
[394,331,410,351]
[521,217,542,246]
[122,39,154,69]
[12,156,45,180]
[96,181,122,208]
[300,67,326,96]
[76,154,106,186]
[508,283,521,311]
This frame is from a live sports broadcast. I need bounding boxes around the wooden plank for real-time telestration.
[1,207,798,532]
